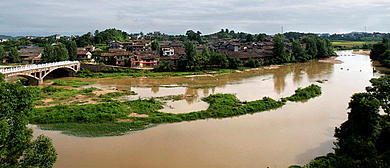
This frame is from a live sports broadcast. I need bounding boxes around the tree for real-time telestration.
[0,81,57,167]
[8,46,21,63]
[155,60,172,72]
[246,34,254,42]
[292,39,311,62]
[273,34,287,63]
[324,38,335,57]
[210,51,228,68]
[0,45,5,60]
[378,50,390,67]
[184,41,199,70]
[198,45,210,68]
[366,76,390,116]
[41,44,54,63]
[273,34,285,57]
[66,40,77,61]
[334,93,380,160]
[316,38,329,59]
[256,33,266,42]
[41,44,69,63]
[151,40,160,52]
[305,35,318,58]
[370,38,390,60]
[228,57,242,69]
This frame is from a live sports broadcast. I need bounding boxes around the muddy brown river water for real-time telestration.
[33,51,388,167]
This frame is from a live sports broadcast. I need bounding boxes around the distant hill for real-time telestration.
[0,35,25,40]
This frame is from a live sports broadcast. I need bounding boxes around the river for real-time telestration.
[33,51,387,167]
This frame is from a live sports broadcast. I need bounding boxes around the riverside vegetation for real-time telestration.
[29,83,322,137]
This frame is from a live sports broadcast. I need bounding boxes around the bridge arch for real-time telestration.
[14,74,40,86]
[41,66,78,80]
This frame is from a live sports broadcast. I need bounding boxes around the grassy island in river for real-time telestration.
[30,84,322,137]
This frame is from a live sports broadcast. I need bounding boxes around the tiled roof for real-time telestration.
[18,47,44,58]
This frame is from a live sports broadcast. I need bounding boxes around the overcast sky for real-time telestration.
[1,0,389,36]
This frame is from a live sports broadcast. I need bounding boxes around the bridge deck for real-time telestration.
[0,61,79,74]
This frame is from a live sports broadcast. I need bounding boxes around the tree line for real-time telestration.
[370,37,390,67]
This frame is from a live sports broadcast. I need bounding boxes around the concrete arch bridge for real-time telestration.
[0,61,80,85]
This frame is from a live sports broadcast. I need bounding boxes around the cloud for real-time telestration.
[0,0,389,36]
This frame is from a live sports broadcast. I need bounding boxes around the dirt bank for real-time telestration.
[352,50,370,55]
[318,56,344,64]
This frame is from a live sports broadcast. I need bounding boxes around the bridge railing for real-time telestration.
[0,61,79,74]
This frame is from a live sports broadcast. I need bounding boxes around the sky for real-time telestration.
[1,0,389,36]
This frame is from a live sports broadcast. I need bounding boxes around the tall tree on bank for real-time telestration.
[305,35,318,59]
[66,40,77,61]
[0,81,57,167]
[184,41,199,70]
[41,44,69,63]
[8,46,21,63]
[366,76,390,116]
[292,39,311,62]
[370,38,390,60]
[273,34,288,63]
[198,45,210,68]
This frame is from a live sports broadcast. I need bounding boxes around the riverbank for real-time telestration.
[318,56,344,64]
[352,50,370,55]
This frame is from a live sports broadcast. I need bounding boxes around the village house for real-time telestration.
[159,48,185,67]
[100,51,133,66]
[76,50,92,61]
[0,39,9,43]
[162,46,174,56]
[18,47,44,64]
[133,51,159,69]
[85,45,95,52]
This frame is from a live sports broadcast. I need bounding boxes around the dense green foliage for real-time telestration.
[370,37,390,61]
[66,40,77,61]
[292,39,311,62]
[75,29,130,47]
[286,84,322,101]
[0,45,5,61]
[184,41,199,70]
[0,81,57,167]
[8,46,21,63]
[300,76,390,167]
[41,43,69,63]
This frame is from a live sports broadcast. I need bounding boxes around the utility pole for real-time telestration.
[365,26,367,33]
[281,26,283,34]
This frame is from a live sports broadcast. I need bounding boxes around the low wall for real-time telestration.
[80,63,133,72]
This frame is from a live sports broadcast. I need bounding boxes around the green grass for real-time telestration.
[30,84,322,137]
[286,84,322,101]
[29,86,102,105]
[331,41,377,48]
[73,67,240,79]
[51,79,95,88]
